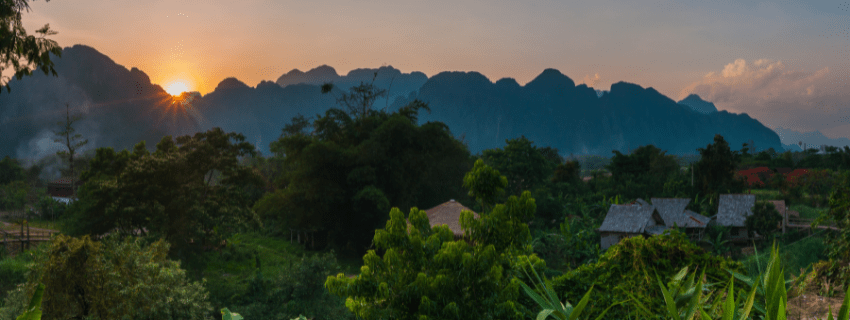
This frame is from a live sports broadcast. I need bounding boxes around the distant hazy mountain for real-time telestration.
[677,94,719,114]
[773,127,850,152]
[390,69,784,156]
[276,65,428,108]
[0,45,197,161]
[1,45,789,160]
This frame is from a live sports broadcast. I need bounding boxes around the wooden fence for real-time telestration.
[1,222,57,255]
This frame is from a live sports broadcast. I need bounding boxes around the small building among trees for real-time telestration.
[407,199,479,240]
[47,177,82,204]
[651,198,711,241]
[715,194,757,240]
[598,199,665,250]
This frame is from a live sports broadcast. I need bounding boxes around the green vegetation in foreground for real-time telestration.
[198,232,354,320]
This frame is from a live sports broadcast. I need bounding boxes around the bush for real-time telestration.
[9,235,213,320]
[224,251,354,320]
[550,229,743,319]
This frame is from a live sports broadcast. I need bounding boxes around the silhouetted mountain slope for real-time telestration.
[394,69,784,156]
[275,65,427,108]
[678,94,719,114]
[1,45,789,160]
[0,45,196,161]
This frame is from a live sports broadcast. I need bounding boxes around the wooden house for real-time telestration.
[651,198,711,241]
[47,177,83,204]
[715,194,757,240]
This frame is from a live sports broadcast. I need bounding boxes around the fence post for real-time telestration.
[26,221,30,251]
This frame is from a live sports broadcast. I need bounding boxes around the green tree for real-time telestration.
[52,103,88,196]
[6,235,213,320]
[0,0,61,93]
[325,161,543,320]
[255,83,472,256]
[693,134,747,198]
[482,136,556,196]
[604,144,681,200]
[0,156,25,184]
[812,171,850,285]
[66,128,263,255]
[745,201,782,239]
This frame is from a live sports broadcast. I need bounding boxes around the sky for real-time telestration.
[16,0,850,142]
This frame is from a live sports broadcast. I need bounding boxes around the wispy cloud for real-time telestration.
[679,58,850,141]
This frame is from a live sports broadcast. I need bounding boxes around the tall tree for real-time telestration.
[0,0,61,93]
[604,144,680,200]
[66,128,264,255]
[693,134,746,197]
[255,82,472,257]
[325,160,542,320]
[0,155,24,184]
[53,103,88,196]
[482,136,555,196]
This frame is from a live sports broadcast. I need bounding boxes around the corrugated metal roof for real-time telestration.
[716,194,756,227]
[598,199,655,233]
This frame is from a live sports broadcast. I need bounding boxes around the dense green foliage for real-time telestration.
[66,128,264,255]
[551,230,743,319]
[746,201,783,239]
[0,156,25,185]
[694,134,747,196]
[254,89,472,257]
[200,233,353,320]
[604,144,682,200]
[325,160,544,320]
[5,235,212,320]
[482,136,557,196]
[0,0,62,93]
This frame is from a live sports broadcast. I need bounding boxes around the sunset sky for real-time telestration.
[17,0,850,141]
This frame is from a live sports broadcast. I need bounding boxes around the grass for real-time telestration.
[739,231,828,281]
[791,204,828,219]
[192,232,359,306]
[750,189,784,201]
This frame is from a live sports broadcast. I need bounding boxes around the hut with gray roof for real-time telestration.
[598,199,665,250]
[715,194,757,239]
[651,198,712,241]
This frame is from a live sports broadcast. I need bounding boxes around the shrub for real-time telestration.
[550,229,742,319]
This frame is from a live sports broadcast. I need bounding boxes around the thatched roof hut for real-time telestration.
[651,198,710,228]
[407,200,479,238]
[716,194,756,227]
[598,199,658,234]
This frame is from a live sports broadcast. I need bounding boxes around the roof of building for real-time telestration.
[650,198,711,228]
[683,210,711,227]
[409,200,479,237]
[598,199,656,233]
[651,198,690,226]
[48,177,83,186]
[716,194,757,227]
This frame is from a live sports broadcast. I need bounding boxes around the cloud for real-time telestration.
[679,58,850,143]
[582,73,602,87]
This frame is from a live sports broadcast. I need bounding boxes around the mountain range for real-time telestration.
[1,44,831,163]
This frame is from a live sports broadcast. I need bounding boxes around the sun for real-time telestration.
[164,80,191,96]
